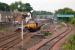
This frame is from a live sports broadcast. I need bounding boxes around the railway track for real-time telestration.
[0,32,14,38]
[38,24,72,50]
[49,25,72,50]
[0,32,33,50]
[0,23,49,50]
[0,32,20,43]
[0,23,72,50]
[27,24,72,50]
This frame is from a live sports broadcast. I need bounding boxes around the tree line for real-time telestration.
[55,8,75,24]
[0,1,33,12]
[0,1,53,15]
[0,1,75,15]
[0,1,75,13]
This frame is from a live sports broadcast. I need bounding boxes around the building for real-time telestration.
[0,11,13,23]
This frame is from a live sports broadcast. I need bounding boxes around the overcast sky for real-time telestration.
[0,0,75,12]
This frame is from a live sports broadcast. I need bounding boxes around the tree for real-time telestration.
[10,1,22,11]
[55,8,75,22]
[17,3,33,12]
[0,2,10,11]
[55,8,75,15]
[32,11,53,15]
[10,1,33,12]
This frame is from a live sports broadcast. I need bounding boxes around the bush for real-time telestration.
[62,34,75,50]
[41,31,52,36]
[70,17,75,25]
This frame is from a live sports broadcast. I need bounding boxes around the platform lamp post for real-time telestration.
[21,19,24,49]
[18,4,24,49]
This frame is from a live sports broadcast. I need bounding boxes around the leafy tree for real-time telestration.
[55,8,75,22]
[10,1,22,11]
[55,8,75,15]
[10,1,33,12]
[0,2,10,11]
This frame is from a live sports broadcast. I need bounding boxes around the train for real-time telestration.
[14,12,43,32]
[15,20,43,32]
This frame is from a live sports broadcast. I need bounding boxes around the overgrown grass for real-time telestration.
[69,17,75,26]
[61,34,75,50]
[41,31,52,36]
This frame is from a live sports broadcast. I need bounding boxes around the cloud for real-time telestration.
[26,0,75,12]
[0,0,20,5]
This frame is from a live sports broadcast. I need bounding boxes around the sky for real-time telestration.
[0,0,75,12]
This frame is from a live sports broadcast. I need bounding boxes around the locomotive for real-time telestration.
[15,12,43,32]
